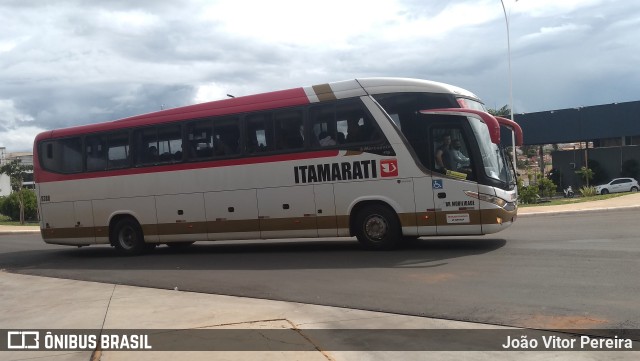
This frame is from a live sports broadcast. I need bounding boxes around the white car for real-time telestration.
[595,178,639,195]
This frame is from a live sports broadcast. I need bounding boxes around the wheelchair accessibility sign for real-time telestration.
[432,179,443,189]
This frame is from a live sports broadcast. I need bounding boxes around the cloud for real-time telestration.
[0,99,43,151]
[1,0,639,152]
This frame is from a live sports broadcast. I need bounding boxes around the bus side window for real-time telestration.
[107,132,130,169]
[336,100,379,144]
[41,138,83,173]
[213,117,240,156]
[245,112,273,154]
[274,109,304,150]
[158,125,182,162]
[134,128,159,165]
[40,141,57,172]
[187,120,214,160]
[86,134,107,171]
[60,138,83,173]
[310,103,338,148]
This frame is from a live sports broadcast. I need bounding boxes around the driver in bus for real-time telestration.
[451,139,470,170]
[435,134,453,172]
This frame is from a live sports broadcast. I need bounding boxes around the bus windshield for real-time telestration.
[468,117,513,185]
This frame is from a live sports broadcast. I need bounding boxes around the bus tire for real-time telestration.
[112,217,151,256]
[354,204,401,250]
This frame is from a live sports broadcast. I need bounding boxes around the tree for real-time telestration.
[575,166,594,187]
[0,189,37,221]
[487,105,511,118]
[0,160,34,224]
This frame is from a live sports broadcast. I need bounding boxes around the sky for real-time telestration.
[1,0,639,152]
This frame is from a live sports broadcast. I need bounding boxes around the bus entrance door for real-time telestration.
[432,178,482,236]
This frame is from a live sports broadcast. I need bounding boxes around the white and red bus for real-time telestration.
[33,78,522,254]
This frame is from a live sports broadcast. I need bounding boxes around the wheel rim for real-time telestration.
[118,226,137,249]
[364,214,388,241]
[632,188,638,193]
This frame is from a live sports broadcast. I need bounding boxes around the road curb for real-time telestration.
[518,205,640,217]
[0,231,41,235]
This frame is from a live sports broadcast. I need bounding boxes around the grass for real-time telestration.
[0,214,39,226]
[519,192,628,207]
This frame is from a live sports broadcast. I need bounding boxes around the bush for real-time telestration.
[548,168,564,189]
[538,177,558,198]
[580,186,597,197]
[0,189,38,221]
[0,197,6,216]
[518,185,540,204]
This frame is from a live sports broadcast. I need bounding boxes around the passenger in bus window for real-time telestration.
[159,151,172,162]
[318,131,336,146]
[435,134,453,172]
[451,139,470,170]
[213,135,231,156]
[346,117,365,143]
[147,146,159,163]
[277,121,304,150]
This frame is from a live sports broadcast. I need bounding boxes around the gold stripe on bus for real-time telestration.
[41,227,94,239]
[415,212,437,227]
[480,208,517,224]
[316,215,338,230]
[436,210,482,226]
[398,213,417,227]
[208,219,260,234]
[312,84,337,102]
[40,209,518,240]
[336,215,350,230]
[156,222,208,235]
[142,224,160,237]
[259,217,317,232]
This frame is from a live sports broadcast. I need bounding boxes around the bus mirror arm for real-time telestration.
[494,116,523,146]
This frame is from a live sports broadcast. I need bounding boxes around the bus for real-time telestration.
[33,78,523,255]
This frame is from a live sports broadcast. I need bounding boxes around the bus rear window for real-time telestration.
[40,138,83,174]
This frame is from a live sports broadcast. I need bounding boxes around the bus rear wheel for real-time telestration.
[354,204,401,250]
[112,218,153,256]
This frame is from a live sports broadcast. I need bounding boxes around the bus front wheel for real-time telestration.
[112,218,153,256]
[354,204,401,250]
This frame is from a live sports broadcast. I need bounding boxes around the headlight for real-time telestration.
[464,191,513,210]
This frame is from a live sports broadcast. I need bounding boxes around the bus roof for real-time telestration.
[35,77,482,142]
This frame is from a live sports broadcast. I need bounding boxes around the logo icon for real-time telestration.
[432,179,443,189]
[7,331,40,349]
[380,159,398,177]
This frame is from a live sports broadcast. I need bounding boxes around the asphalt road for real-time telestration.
[1,209,639,331]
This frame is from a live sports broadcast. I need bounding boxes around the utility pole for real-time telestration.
[500,0,518,174]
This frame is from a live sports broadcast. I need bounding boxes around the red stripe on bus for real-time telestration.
[35,150,340,183]
[42,88,311,139]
